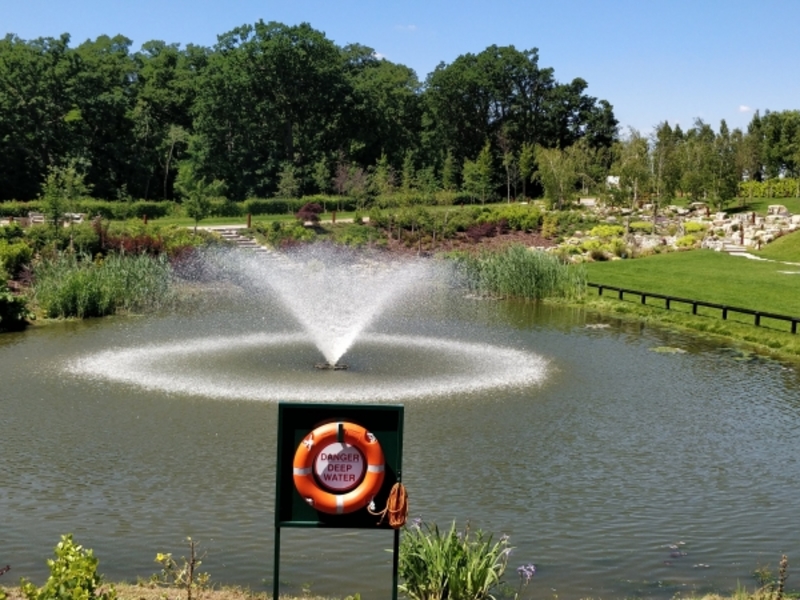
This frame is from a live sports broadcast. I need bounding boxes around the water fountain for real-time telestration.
[70,246,549,401]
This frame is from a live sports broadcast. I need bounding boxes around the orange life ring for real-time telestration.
[293,421,385,515]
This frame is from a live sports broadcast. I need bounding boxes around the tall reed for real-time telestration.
[454,244,586,300]
[31,252,174,318]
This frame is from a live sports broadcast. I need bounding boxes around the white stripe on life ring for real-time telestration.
[367,464,384,473]
[336,495,344,514]
[294,467,312,476]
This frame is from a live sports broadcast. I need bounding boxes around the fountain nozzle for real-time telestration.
[315,362,349,371]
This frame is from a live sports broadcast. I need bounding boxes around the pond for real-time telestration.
[2,265,799,599]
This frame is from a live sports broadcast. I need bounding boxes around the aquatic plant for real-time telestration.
[453,244,586,300]
[31,252,173,318]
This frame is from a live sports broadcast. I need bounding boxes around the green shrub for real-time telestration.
[684,221,708,234]
[76,199,174,220]
[580,239,604,253]
[208,198,243,217]
[0,223,25,242]
[332,224,385,247]
[0,239,33,277]
[0,277,31,331]
[589,224,625,238]
[20,534,116,600]
[676,234,699,248]
[609,237,630,258]
[487,204,542,232]
[399,521,511,600]
[629,221,654,233]
[432,190,473,206]
[253,221,315,248]
[541,214,559,238]
[0,200,42,217]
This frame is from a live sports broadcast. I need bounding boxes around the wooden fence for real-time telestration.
[587,283,799,334]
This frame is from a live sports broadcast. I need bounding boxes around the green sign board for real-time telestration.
[273,402,404,599]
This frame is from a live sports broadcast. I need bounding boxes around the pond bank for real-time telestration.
[565,295,800,363]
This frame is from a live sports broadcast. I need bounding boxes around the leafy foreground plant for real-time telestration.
[0,277,31,332]
[0,564,9,600]
[398,520,533,600]
[151,538,210,600]
[20,534,116,600]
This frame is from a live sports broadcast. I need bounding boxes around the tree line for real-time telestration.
[1,21,798,208]
[0,21,615,203]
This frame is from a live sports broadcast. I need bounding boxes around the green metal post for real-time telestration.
[392,528,400,600]
[272,526,281,600]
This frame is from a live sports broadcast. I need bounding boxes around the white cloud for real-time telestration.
[395,24,418,32]
[373,52,386,60]
[739,105,752,113]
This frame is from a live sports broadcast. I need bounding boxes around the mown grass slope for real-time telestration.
[585,249,800,322]
[755,230,800,263]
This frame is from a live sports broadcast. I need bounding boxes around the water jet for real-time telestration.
[70,245,549,401]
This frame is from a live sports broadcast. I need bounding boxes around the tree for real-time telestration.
[340,46,423,168]
[462,142,493,204]
[650,121,682,217]
[401,150,416,194]
[175,162,226,234]
[161,125,189,199]
[312,157,330,194]
[534,145,577,209]
[518,142,536,199]
[0,34,81,200]
[614,129,651,232]
[276,162,300,199]
[440,150,458,192]
[40,162,92,229]
[370,152,396,197]
[497,127,518,202]
[711,120,739,212]
[192,21,348,199]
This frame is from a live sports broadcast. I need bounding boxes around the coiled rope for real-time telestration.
[368,482,408,528]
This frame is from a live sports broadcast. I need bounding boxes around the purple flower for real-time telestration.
[410,517,423,529]
[517,563,536,584]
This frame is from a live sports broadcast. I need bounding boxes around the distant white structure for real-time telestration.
[606,176,620,188]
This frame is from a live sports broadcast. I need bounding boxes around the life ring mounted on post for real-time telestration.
[292,421,385,515]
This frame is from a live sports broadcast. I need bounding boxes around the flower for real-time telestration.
[517,563,536,584]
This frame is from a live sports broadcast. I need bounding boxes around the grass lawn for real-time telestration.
[728,196,800,215]
[755,229,800,262]
[585,249,800,330]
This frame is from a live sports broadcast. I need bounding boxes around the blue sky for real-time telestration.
[3,0,799,136]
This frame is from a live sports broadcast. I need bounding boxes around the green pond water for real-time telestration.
[2,287,799,599]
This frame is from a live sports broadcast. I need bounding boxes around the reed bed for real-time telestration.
[31,252,174,318]
[454,244,586,300]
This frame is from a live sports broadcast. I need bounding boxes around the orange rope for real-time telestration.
[368,483,408,528]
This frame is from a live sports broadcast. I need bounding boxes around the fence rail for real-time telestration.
[587,282,799,334]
